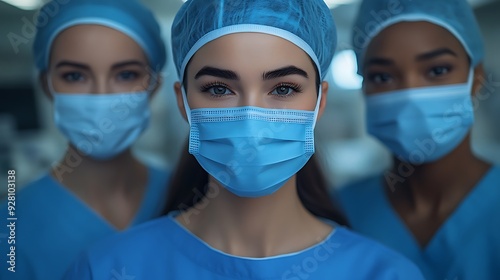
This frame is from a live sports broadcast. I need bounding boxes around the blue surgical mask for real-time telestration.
[53,92,151,160]
[183,89,321,197]
[365,71,475,164]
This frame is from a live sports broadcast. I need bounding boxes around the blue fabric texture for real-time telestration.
[62,212,425,279]
[352,0,484,74]
[337,166,500,280]
[171,0,337,81]
[189,106,315,197]
[365,76,474,164]
[33,0,166,72]
[0,166,170,280]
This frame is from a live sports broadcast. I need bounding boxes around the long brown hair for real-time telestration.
[163,140,349,226]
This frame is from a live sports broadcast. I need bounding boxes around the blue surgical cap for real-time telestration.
[353,0,485,74]
[171,0,336,82]
[33,0,166,72]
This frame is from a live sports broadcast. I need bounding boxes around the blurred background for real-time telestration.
[1,0,499,196]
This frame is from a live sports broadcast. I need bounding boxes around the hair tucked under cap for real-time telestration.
[352,0,484,74]
[171,0,337,82]
[33,0,166,72]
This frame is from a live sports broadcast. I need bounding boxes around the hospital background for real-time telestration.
[0,0,499,198]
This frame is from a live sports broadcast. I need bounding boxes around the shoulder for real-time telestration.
[0,173,59,216]
[146,164,171,181]
[334,175,384,212]
[331,227,424,279]
[85,215,175,263]
[63,216,176,279]
[486,165,500,181]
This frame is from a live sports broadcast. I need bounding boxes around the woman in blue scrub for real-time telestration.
[63,0,425,279]
[337,0,500,279]
[0,0,169,279]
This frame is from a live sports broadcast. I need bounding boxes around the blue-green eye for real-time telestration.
[211,86,230,95]
[273,86,293,96]
[62,72,84,82]
[270,83,302,97]
[200,82,233,97]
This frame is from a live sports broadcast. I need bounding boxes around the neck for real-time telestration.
[51,145,147,194]
[177,175,332,258]
[388,135,491,212]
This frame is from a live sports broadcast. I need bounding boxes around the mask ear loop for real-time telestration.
[311,84,323,130]
[181,86,192,125]
[466,67,475,93]
[311,62,325,130]
[47,73,57,97]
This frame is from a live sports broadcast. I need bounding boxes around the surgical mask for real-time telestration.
[365,70,475,164]
[183,89,320,197]
[53,92,151,160]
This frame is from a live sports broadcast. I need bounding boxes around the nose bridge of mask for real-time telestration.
[181,86,192,125]
[181,85,323,128]
[312,84,322,129]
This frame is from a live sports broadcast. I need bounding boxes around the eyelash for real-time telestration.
[271,82,303,97]
[199,81,231,98]
[199,82,304,97]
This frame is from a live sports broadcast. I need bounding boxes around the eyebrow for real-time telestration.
[263,66,309,80]
[55,61,89,69]
[416,48,458,61]
[55,60,146,70]
[364,58,394,68]
[364,48,458,68]
[194,65,310,81]
[195,66,239,80]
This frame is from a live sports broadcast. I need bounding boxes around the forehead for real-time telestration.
[187,33,316,75]
[365,21,468,59]
[49,24,147,64]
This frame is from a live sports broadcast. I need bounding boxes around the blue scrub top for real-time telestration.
[0,165,170,280]
[337,165,500,280]
[63,212,424,279]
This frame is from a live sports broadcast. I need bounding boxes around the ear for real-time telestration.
[149,75,163,98]
[472,64,485,96]
[174,82,188,122]
[39,72,53,101]
[317,81,329,121]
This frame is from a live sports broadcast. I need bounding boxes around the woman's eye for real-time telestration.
[368,73,392,84]
[118,71,139,81]
[270,83,302,97]
[429,66,451,77]
[210,86,231,95]
[62,72,84,82]
[272,86,294,96]
[201,83,233,96]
